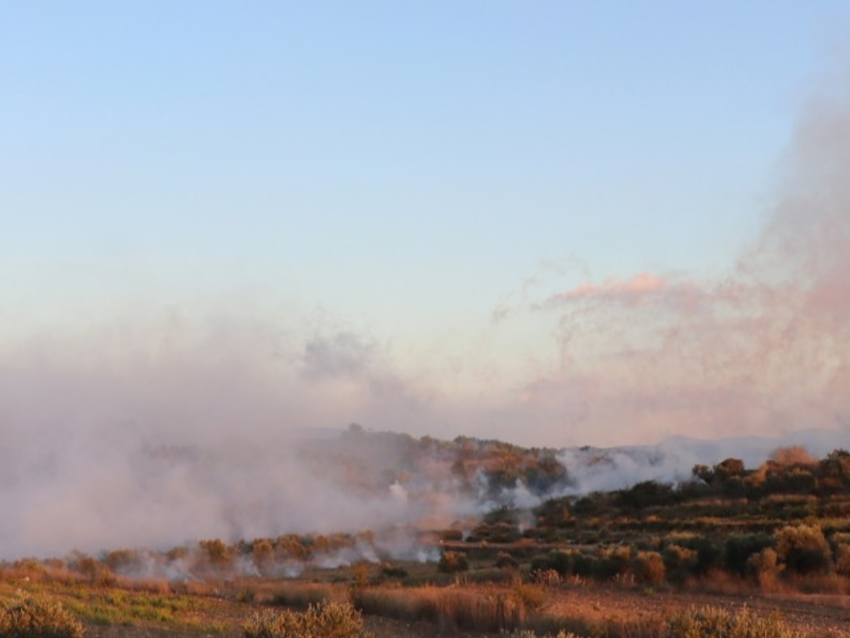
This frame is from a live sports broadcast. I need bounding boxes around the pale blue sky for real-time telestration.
[2,2,849,446]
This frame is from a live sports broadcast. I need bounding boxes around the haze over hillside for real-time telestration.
[0,423,843,560]
[2,5,850,563]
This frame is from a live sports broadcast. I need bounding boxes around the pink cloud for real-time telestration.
[549,273,665,304]
[543,273,707,311]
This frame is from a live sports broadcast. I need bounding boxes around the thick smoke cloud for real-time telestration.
[2,72,850,563]
[0,327,435,559]
[497,74,850,447]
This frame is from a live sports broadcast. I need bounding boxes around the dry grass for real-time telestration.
[243,601,373,638]
[352,584,529,632]
[0,592,85,638]
[524,613,666,638]
[269,581,343,609]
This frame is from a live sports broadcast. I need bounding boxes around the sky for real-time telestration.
[2,2,850,450]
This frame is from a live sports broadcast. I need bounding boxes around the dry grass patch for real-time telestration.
[0,592,85,638]
[243,600,373,638]
[270,582,342,609]
[666,605,803,638]
[352,584,528,633]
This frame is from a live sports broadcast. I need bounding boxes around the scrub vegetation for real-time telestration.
[2,432,849,637]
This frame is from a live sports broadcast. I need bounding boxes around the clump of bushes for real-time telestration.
[662,544,698,581]
[243,601,373,638]
[380,562,408,579]
[530,550,573,578]
[665,605,801,638]
[669,535,722,575]
[833,543,850,577]
[0,593,85,638]
[725,533,775,576]
[69,555,116,586]
[631,551,666,584]
[438,551,469,573]
[775,524,832,575]
[495,552,519,570]
[746,547,780,589]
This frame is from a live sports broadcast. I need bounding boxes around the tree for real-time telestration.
[775,524,831,575]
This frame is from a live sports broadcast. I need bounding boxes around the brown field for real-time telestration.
[2,560,848,638]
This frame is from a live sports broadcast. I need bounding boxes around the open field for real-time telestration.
[1,557,848,638]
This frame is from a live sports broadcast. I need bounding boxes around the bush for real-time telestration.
[199,538,233,570]
[775,524,832,575]
[251,539,275,573]
[69,556,116,586]
[530,551,573,578]
[597,545,632,579]
[0,593,85,638]
[243,601,372,638]
[616,480,675,509]
[746,548,780,589]
[631,551,666,585]
[380,563,409,579]
[725,533,774,576]
[571,553,598,579]
[495,552,519,570]
[665,605,801,638]
[662,544,698,581]
[833,543,850,577]
[438,551,469,574]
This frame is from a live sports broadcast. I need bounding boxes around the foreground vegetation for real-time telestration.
[0,575,839,638]
[3,432,850,637]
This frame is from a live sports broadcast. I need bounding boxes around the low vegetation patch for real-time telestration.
[0,592,85,638]
[243,600,372,638]
[665,606,802,638]
[352,584,528,633]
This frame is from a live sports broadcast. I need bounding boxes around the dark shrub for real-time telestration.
[495,552,519,570]
[775,524,832,575]
[531,550,573,578]
[616,481,675,510]
[380,563,408,579]
[673,535,722,575]
[663,544,698,581]
[725,533,774,576]
[571,553,598,579]
[438,551,469,573]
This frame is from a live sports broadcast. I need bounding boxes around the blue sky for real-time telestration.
[2,2,850,447]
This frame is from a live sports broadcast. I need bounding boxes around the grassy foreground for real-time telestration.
[0,567,845,638]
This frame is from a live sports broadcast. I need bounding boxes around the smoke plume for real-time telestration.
[500,73,850,447]
[2,71,850,563]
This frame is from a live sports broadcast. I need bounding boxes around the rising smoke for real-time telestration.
[2,72,849,563]
[499,71,850,448]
